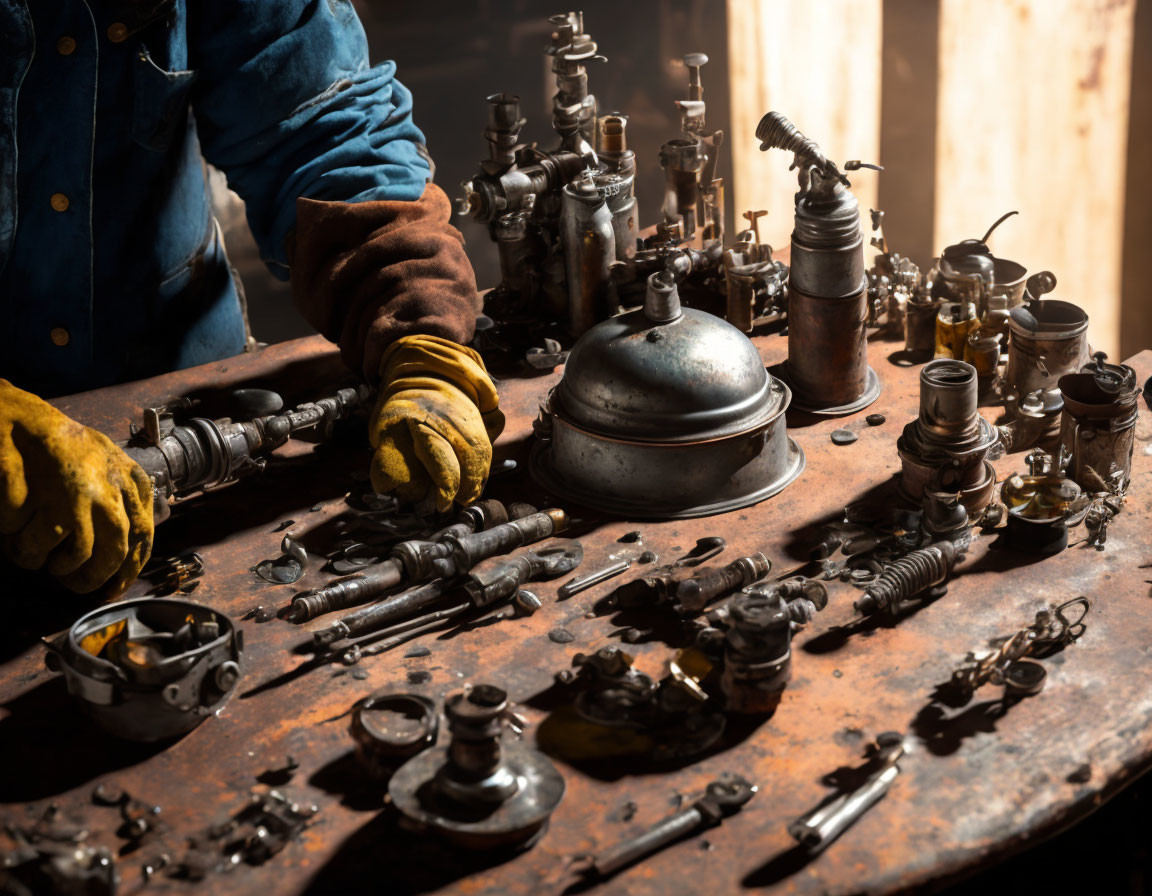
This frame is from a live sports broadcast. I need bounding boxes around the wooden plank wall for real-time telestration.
[728,0,1139,358]
[726,0,883,253]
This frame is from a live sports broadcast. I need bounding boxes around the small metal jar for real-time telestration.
[1004,297,1090,414]
[1058,361,1139,493]
[898,359,998,512]
[991,257,1028,307]
[532,271,804,518]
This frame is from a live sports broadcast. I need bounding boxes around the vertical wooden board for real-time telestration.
[935,0,1134,357]
[727,0,883,251]
[1120,0,1152,360]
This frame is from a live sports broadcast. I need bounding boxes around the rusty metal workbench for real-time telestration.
[2,326,1151,896]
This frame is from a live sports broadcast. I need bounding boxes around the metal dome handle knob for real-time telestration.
[643,270,682,324]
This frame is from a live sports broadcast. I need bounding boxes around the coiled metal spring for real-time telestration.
[854,541,957,617]
[755,112,831,169]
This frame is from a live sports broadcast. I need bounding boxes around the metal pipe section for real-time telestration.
[755,111,879,414]
[561,173,616,336]
[917,359,980,442]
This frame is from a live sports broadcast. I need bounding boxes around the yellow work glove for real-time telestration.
[0,379,154,595]
[369,335,504,512]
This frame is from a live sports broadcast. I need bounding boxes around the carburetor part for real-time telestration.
[1001,449,1089,553]
[756,110,881,414]
[544,645,727,762]
[1058,354,1139,494]
[532,271,804,518]
[1001,272,1090,451]
[562,170,618,336]
[853,541,959,618]
[898,359,999,513]
[124,385,372,523]
[388,684,565,851]
[673,552,772,614]
[288,508,568,624]
[0,828,118,896]
[719,580,828,714]
[578,775,756,879]
[44,598,243,742]
[788,732,905,854]
[349,692,439,780]
[950,596,1090,701]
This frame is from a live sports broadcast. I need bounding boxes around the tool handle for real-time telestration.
[446,509,568,573]
[675,553,770,613]
[591,809,702,877]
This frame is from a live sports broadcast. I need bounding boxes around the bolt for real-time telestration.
[515,590,542,616]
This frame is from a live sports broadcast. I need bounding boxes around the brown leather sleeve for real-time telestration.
[287,183,481,382]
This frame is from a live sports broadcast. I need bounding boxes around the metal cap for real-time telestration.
[553,297,778,442]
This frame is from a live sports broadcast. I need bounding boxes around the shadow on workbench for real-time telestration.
[0,676,166,802]
[303,809,534,895]
[936,773,1152,895]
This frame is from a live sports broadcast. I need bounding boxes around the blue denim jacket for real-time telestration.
[0,0,431,397]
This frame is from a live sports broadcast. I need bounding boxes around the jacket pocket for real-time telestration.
[131,48,196,152]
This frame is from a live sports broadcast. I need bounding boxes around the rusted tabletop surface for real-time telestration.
[3,328,1152,896]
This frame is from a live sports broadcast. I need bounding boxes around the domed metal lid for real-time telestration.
[552,272,781,442]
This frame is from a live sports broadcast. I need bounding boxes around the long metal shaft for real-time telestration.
[313,579,450,646]
[590,808,703,877]
[285,561,404,623]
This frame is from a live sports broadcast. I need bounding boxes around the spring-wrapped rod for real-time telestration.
[755,112,832,175]
[854,542,957,617]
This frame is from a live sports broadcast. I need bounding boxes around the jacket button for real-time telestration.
[107,22,128,42]
[50,328,71,347]
[50,193,70,212]
[57,36,77,55]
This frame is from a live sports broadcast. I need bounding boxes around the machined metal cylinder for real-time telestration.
[659,138,703,238]
[720,590,792,714]
[1058,367,1139,492]
[754,110,879,414]
[786,284,871,409]
[918,359,980,442]
[440,685,519,804]
[905,296,942,353]
[598,115,639,261]
[1005,300,1090,412]
[484,93,525,170]
[898,359,998,511]
[724,263,759,333]
[562,175,617,336]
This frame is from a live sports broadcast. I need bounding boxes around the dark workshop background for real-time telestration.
[230,0,731,345]
[229,0,1152,365]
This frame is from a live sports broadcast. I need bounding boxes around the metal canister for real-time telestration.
[724,261,759,333]
[898,359,998,512]
[992,257,1027,307]
[753,112,880,414]
[561,172,617,336]
[784,174,878,413]
[905,293,942,354]
[598,114,638,261]
[1004,297,1090,424]
[659,138,703,238]
[1058,362,1139,493]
